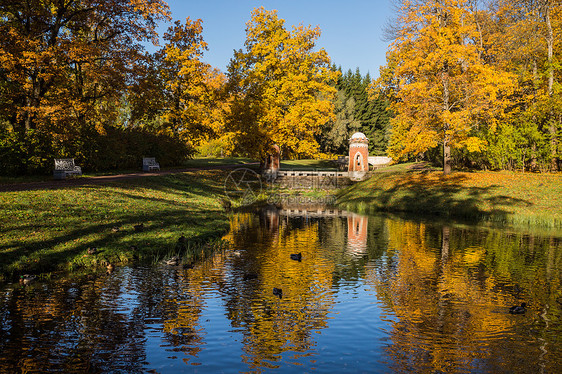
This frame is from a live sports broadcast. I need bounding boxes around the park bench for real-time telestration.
[53,158,82,179]
[142,157,160,172]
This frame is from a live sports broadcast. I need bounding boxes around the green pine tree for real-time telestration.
[320,66,392,155]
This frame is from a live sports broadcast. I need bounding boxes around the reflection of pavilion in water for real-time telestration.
[346,213,368,256]
[262,205,369,257]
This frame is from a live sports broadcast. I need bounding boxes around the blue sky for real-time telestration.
[155,0,393,77]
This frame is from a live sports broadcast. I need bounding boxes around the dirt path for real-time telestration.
[0,163,259,192]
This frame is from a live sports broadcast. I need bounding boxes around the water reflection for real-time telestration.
[0,207,561,373]
[366,220,562,374]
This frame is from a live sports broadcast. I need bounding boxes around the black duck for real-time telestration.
[290,253,302,261]
[273,287,283,299]
[509,303,527,314]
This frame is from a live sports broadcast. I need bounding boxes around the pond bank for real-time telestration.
[3,209,560,372]
[336,163,562,229]
[0,170,232,281]
[3,161,560,281]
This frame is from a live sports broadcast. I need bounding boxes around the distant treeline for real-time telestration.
[1,1,560,176]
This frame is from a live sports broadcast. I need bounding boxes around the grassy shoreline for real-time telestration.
[336,163,562,229]
[0,170,232,281]
[3,160,560,281]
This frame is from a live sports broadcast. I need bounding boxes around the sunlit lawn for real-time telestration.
[337,163,562,228]
[0,171,230,281]
[280,159,338,170]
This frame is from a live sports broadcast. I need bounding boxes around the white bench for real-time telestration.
[142,157,160,172]
[53,158,82,179]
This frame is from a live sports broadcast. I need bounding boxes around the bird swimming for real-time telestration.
[106,263,115,273]
[19,274,37,285]
[290,253,302,262]
[509,302,527,314]
[273,287,283,299]
[164,256,180,266]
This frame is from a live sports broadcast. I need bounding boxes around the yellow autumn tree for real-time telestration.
[490,0,562,171]
[128,18,227,147]
[226,7,338,162]
[379,0,515,174]
[158,18,226,146]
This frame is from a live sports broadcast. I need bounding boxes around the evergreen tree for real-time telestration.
[330,67,391,156]
[318,90,361,154]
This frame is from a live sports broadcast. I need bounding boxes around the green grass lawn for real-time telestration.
[280,159,338,170]
[337,163,562,228]
[0,170,231,281]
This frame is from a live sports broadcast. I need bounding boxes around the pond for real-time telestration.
[1,207,561,373]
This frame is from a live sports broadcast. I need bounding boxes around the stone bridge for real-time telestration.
[269,170,353,189]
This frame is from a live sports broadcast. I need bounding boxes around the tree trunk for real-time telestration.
[546,8,554,95]
[442,59,451,175]
[530,61,539,171]
[545,3,559,170]
[531,143,537,172]
[443,138,452,175]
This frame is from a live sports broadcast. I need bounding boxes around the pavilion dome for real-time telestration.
[350,132,368,141]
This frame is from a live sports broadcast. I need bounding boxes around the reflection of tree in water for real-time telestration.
[364,220,562,373]
[223,211,337,369]
[0,271,148,373]
[158,264,211,361]
[3,212,560,372]
[0,266,212,372]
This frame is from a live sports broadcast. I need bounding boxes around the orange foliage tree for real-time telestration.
[0,0,170,135]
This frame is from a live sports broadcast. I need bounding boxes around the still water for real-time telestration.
[1,207,561,373]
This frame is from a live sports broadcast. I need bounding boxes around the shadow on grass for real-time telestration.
[0,172,231,279]
[337,172,532,223]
